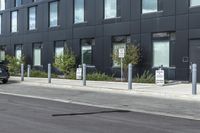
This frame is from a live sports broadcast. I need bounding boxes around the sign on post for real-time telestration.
[76,68,82,80]
[155,69,165,86]
[119,48,125,82]
[118,48,125,58]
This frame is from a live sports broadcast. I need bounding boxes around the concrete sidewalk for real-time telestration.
[10,76,200,101]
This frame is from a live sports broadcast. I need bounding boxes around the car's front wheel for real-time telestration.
[2,79,8,84]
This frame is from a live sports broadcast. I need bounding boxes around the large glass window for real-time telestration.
[142,0,158,14]
[0,0,5,11]
[153,41,170,67]
[15,0,22,7]
[104,0,117,19]
[15,44,22,60]
[74,0,84,24]
[0,45,5,62]
[11,11,18,33]
[112,36,130,67]
[81,39,94,65]
[28,6,36,30]
[54,41,65,57]
[49,1,58,27]
[190,0,200,7]
[33,43,42,66]
[0,14,2,34]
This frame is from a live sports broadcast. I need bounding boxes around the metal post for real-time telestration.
[48,63,51,83]
[128,64,133,90]
[21,64,24,81]
[83,64,86,86]
[121,58,123,82]
[27,65,31,77]
[192,64,197,95]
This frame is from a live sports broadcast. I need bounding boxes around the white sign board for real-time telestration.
[76,68,82,80]
[155,69,165,86]
[119,48,125,58]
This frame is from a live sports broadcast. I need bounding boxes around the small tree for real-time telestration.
[112,43,141,80]
[6,55,25,76]
[53,48,76,78]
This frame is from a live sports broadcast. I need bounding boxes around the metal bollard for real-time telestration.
[192,64,197,95]
[48,64,51,83]
[27,65,31,77]
[21,64,24,81]
[128,64,133,90]
[83,64,86,86]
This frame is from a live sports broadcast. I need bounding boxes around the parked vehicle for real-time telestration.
[0,63,9,84]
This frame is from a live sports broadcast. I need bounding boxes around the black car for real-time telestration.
[0,64,9,84]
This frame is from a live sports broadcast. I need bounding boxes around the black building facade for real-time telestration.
[0,0,200,81]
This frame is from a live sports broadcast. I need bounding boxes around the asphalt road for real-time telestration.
[0,94,199,133]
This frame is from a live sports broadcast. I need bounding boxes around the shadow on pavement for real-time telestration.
[52,110,130,117]
[0,80,20,85]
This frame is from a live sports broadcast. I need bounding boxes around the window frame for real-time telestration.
[104,0,118,19]
[33,43,42,66]
[190,0,200,7]
[80,38,95,65]
[142,0,160,14]
[11,10,18,33]
[48,1,59,28]
[74,0,85,24]
[0,0,6,11]
[28,6,37,31]
[15,0,22,7]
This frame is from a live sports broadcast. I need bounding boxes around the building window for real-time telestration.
[152,32,176,68]
[15,0,22,7]
[74,0,85,24]
[49,1,58,27]
[0,14,2,34]
[112,36,130,67]
[28,6,36,30]
[33,43,42,66]
[153,41,170,67]
[190,0,200,7]
[142,0,158,14]
[54,41,65,57]
[81,39,94,65]
[15,44,22,60]
[11,11,18,33]
[104,0,117,19]
[0,45,5,62]
[0,0,5,11]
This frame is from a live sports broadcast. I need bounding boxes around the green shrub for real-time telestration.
[66,71,76,80]
[87,72,113,81]
[53,48,76,77]
[29,70,57,78]
[112,44,141,80]
[6,55,25,76]
[134,70,155,83]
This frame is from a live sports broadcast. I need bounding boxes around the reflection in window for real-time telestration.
[15,45,22,60]
[74,0,84,23]
[112,36,130,67]
[15,0,22,7]
[153,41,169,67]
[81,39,94,65]
[11,11,18,33]
[29,6,36,30]
[0,0,5,11]
[33,44,42,66]
[0,15,2,34]
[49,1,58,27]
[104,0,117,19]
[0,45,5,62]
[190,0,200,7]
[142,0,158,14]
